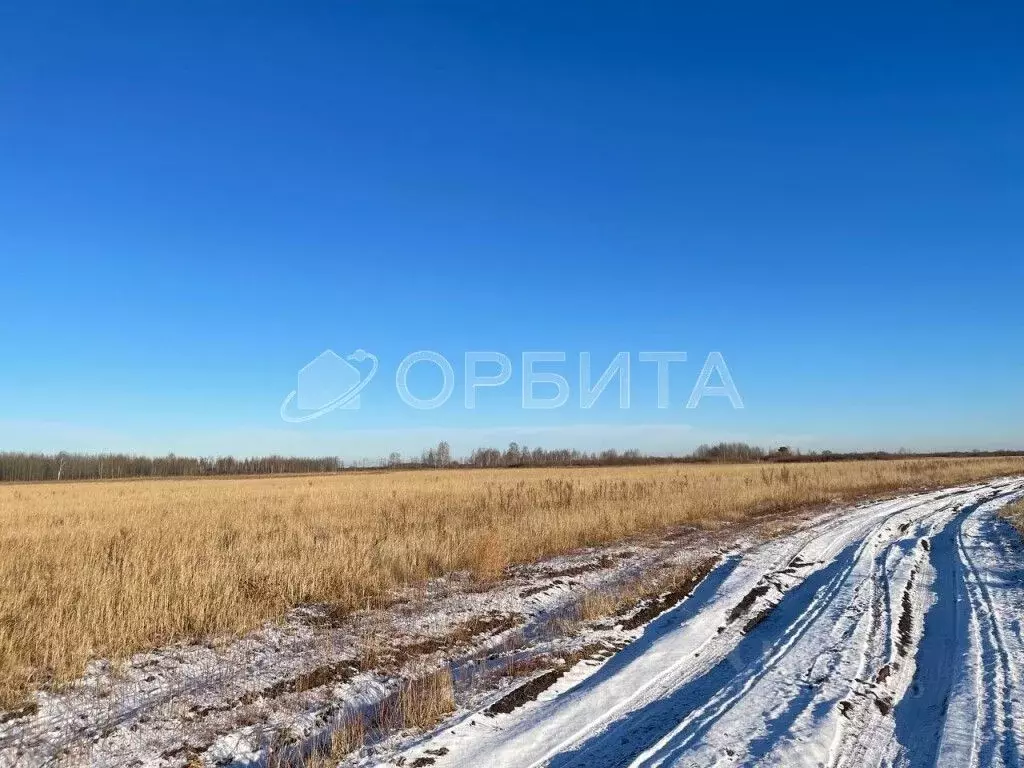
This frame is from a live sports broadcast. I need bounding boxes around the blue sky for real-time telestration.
[1,2,1021,459]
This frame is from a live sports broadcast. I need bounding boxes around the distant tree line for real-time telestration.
[380,441,650,469]
[1,443,1021,482]
[397,441,779,468]
[465,442,646,468]
[691,442,767,462]
[0,452,341,483]
[389,441,1024,470]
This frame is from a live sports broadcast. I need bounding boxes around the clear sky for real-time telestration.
[1,2,1022,460]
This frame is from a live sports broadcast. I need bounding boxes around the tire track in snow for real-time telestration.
[382,480,1024,768]
[828,502,957,768]
[889,487,1021,768]
[517,496,929,768]
[943,494,1024,768]
[958,520,1013,768]
[547,495,941,767]
[656,491,991,767]
[621,522,900,767]
[829,494,995,768]
[656,494,971,768]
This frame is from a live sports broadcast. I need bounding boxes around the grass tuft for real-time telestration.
[1002,499,1024,535]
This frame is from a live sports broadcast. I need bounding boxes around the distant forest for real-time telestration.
[0,442,1021,483]
[0,453,341,482]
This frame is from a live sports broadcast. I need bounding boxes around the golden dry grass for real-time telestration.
[0,456,1022,708]
[1003,499,1024,534]
[399,666,457,729]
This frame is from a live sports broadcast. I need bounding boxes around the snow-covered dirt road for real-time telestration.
[387,479,1024,768]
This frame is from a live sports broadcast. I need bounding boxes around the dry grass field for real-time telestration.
[1,456,1023,708]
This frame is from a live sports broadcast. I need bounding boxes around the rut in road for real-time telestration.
[386,478,1024,768]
